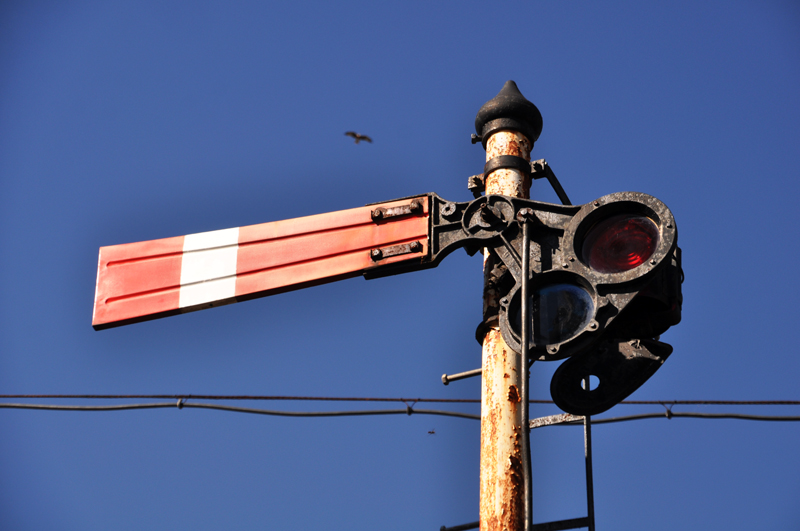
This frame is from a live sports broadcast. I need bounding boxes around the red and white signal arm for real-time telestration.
[93,196,429,329]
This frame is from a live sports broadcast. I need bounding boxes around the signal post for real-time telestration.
[474,82,539,531]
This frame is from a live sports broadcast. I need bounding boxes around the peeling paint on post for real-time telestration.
[485,132,532,197]
[479,328,524,531]
[475,81,542,531]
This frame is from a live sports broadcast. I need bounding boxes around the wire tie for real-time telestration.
[403,400,417,416]
[660,402,674,419]
[177,398,185,409]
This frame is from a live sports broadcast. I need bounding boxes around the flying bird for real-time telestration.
[345,131,372,144]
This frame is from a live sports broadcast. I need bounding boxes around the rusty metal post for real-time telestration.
[475,81,543,531]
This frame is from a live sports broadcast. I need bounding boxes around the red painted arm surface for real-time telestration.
[93,196,430,329]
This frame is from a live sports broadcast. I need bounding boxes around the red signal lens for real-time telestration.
[582,214,659,273]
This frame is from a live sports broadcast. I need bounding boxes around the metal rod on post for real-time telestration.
[520,217,533,531]
[474,81,543,531]
[582,383,596,531]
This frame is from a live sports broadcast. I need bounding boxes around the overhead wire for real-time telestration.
[1,398,799,425]
[0,394,480,403]
[0,401,481,420]
[565,411,800,425]
[1,395,798,406]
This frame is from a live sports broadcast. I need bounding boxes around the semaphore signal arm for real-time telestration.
[92,191,583,331]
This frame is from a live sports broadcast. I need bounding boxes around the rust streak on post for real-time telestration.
[480,328,524,531]
[485,132,532,197]
[480,130,532,531]
[475,81,541,531]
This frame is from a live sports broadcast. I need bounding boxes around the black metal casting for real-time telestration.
[371,198,424,221]
[520,214,534,531]
[530,516,591,531]
[551,338,673,416]
[364,187,682,415]
[474,80,543,148]
[466,158,572,206]
[369,241,424,262]
[530,159,572,206]
[483,154,533,177]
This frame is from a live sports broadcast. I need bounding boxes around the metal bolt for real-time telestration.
[593,201,600,207]
[516,208,534,222]
[442,203,456,216]
[562,262,569,268]
[410,200,423,213]
[370,249,383,261]
[371,209,384,220]
[589,322,598,330]
[409,241,422,253]
[650,259,657,265]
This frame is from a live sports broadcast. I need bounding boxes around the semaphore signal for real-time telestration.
[92,81,683,531]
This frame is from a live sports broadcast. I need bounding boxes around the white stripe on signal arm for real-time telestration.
[179,227,240,309]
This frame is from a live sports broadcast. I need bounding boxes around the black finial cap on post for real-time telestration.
[475,80,543,149]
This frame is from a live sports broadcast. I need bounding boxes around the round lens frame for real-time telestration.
[499,272,599,360]
[581,214,659,274]
[531,282,596,345]
[561,192,677,287]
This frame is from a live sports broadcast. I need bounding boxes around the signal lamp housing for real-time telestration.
[499,191,680,359]
[496,191,682,415]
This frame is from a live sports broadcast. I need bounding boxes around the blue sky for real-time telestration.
[1,2,799,529]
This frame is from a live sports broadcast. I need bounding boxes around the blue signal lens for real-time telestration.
[531,283,595,345]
